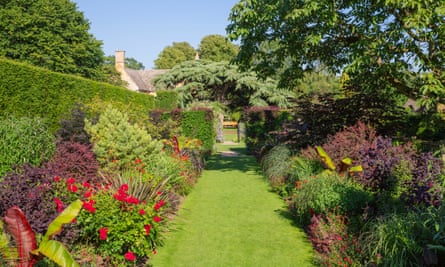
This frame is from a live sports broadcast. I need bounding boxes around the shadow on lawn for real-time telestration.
[206,147,261,173]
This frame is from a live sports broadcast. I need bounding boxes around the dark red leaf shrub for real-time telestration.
[321,121,378,164]
[44,141,100,184]
[56,103,91,144]
[307,210,361,266]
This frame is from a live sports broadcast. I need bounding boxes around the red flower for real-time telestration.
[124,251,136,261]
[99,227,108,240]
[113,191,127,201]
[83,199,96,213]
[54,198,64,213]
[154,200,165,211]
[153,216,162,223]
[157,191,162,196]
[54,176,61,182]
[135,158,142,164]
[84,190,92,198]
[66,177,75,184]
[139,209,145,215]
[67,184,78,193]
[144,224,151,235]
[152,249,157,255]
[125,196,139,205]
[119,184,129,193]
[83,181,91,188]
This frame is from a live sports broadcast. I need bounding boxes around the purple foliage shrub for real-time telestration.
[402,152,444,206]
[356,137,416,193]
[0,141,101,237]
[0,165,57,234]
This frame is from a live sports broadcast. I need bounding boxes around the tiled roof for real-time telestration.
[125,68,168,92]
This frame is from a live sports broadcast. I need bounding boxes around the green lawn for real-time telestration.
[150,141,314,267]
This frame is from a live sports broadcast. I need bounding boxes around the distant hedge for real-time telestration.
[179,108,215,153]
[0,58,155,132]
[155,90,178,110]
[243,106,291,156]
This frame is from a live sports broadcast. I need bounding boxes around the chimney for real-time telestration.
[115,50,125,72]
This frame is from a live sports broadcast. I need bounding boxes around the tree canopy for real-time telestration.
[227,0,445,110]
[0,0,104,79]
[154,42,196,69]
[198,34,239,62]
[153,60,294,109]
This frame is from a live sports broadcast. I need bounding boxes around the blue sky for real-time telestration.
[73,1,240,69]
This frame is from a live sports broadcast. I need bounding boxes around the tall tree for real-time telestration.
[198,34,239,62]
[0,0,104,79]
[154,60,294,109]
[227,0,445,110]
[154,42,196,69]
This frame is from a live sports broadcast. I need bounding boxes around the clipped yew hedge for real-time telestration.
[155,90,178,111]
[243,106,292,156]
[0,58,155,132]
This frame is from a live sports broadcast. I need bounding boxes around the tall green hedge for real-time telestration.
[155,90,178,110]
[0,58,155,132]
[180,109,215,153]
[243,106,291,155]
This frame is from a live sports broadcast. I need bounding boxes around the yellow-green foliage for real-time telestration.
[85,106,163,170]
[0,58,155,133]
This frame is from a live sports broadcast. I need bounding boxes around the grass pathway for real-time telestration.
[150,142,314,267]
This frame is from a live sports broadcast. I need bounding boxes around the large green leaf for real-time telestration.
[42,199,82,243]
[37,240,79,267]
[316,146,336,171]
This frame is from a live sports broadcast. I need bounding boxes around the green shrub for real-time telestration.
[0,58,154,133]
[0,116,55,177]
[73,181,167,266]
[290,173,372,225]
[84,106,163,171]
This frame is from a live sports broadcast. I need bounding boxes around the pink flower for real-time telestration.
[99,227,108,240]
[66,177,75,185]
[124,251,136,261]
[139,209,145,215]
[153,216,162,223]
[144,224,151,235]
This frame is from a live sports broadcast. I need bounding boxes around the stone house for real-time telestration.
[115,50,167,94]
